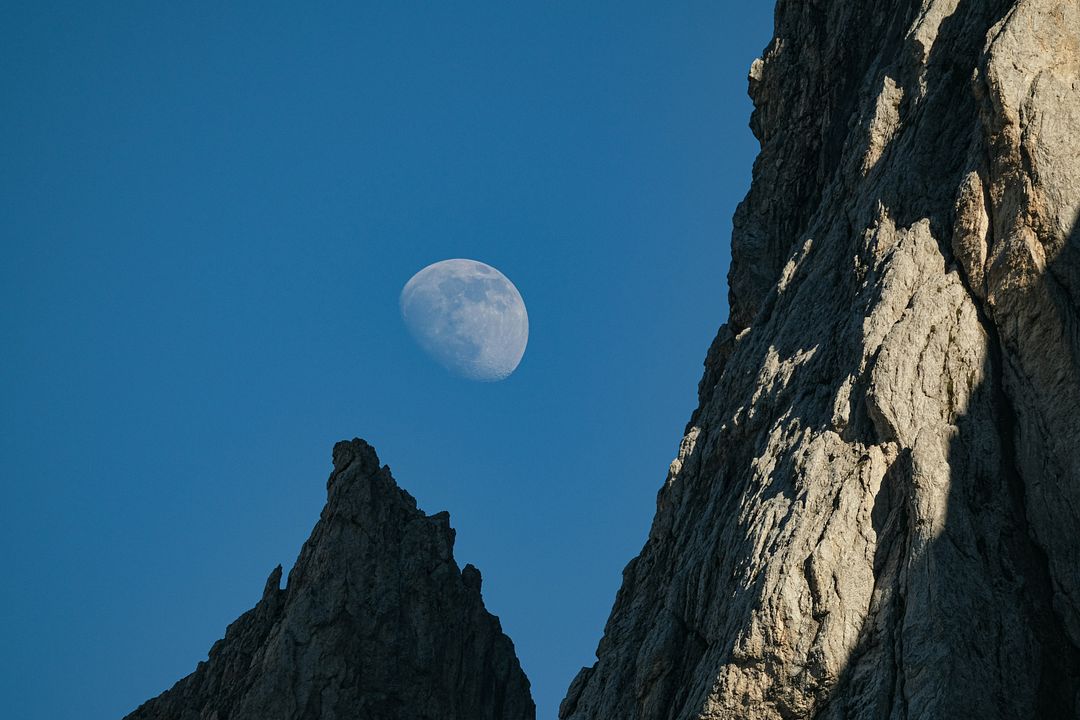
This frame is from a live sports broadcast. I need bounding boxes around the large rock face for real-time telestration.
[562,1,1080,718]
[125,439,535,720]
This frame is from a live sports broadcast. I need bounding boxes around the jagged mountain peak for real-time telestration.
[125,438,534,720]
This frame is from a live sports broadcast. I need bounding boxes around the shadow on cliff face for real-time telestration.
[1056,212,1080,383]
[721,0,1011,437]
[814,1,1080,716]
[726,0,934,334]
[818,220,1080,719]
[978,218,1080,715]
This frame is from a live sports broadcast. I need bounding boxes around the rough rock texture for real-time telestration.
[562,1,1080,718]
[125,439,534,720]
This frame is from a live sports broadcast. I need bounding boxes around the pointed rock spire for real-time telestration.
[125,438,534,720]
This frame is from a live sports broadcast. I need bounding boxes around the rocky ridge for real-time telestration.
[561,1,1080,718]
[125,439,535,720]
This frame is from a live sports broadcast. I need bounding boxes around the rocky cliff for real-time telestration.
[562,1,1080,718]
[125,439,534,720]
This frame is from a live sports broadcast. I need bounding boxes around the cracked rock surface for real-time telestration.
[124,439,535,720]
[561,1,1080,718]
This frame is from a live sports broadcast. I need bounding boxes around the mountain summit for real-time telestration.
[125,439,534,720]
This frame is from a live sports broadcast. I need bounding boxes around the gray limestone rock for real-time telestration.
[125,439,535,720]
[562,1,1080,718]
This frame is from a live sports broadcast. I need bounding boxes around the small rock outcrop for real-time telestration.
[125,439,534,720]
[562,1,1079,718]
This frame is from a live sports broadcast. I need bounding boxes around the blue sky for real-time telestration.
[0,3,773,718]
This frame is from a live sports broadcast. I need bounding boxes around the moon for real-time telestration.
[400,259,529,381]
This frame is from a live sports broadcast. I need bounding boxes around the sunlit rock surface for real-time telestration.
[125,439,535,720]
[562,1,1080,718]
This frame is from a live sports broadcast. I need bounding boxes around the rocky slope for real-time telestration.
[562,1,1080,718]
[125,439,534,720]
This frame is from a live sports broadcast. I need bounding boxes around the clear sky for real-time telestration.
[1,3,773,718]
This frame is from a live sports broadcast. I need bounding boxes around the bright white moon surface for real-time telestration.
[400,259,529,381]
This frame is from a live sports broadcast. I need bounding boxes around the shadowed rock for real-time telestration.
[125,438,535,720]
